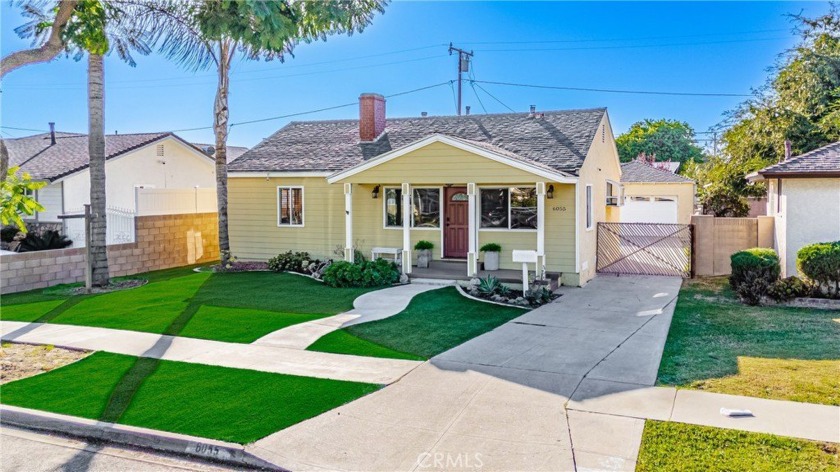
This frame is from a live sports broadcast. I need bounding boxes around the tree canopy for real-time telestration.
[615,118,706,163]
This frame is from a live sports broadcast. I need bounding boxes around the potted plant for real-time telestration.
[415,240,434,268]
[481,243,502,271]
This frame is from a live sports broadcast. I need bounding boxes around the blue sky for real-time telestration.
[0,1,830,148]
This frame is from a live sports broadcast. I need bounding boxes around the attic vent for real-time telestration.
[601,125,606,143]
[156,144,165,157]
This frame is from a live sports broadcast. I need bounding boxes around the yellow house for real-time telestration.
[228,94,622,286]
[619,160,696,225]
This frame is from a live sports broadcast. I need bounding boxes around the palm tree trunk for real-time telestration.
[214,41,232,267]
[88,53,109,286]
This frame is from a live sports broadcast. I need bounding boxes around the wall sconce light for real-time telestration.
[372,185,380,199]
[547,184,555,199]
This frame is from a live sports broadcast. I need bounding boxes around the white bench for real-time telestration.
[371,247,402,265]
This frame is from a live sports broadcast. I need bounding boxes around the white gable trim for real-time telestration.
[326,134,578,184]
[229,171,332,178]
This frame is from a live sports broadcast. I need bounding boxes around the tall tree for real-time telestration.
[616,119,706,163]
[16,0,151,286]
[132,0,386,267]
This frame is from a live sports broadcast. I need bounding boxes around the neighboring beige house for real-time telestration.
[227,93,622,286]
[619,160,695,224]
[747,141,840,277]
[5,130,217,222]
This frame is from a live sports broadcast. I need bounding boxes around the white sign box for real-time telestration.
[512,250,538,264]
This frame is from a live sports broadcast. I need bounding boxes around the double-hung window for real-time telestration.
[277,186,304,226]
[384,187,441,228]
[479,187,538,230]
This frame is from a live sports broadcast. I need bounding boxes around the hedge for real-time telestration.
[730,248,780,305]
[797,241,840,298]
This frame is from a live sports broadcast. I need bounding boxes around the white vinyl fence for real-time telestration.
[64,206,136,248]
[135,187,217,216]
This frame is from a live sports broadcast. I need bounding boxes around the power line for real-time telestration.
[469,82,488,114]
[471,82,516,113]
[472,80,751,98]
[0,125,50,132]
[474,36,789,53]
[457,28,790,45]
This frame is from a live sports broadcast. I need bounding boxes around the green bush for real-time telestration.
[322,259,400,288]
[797,242,840,298]
[267,251,320,274]
[767,276,811,302]
[729,248,780,305]
[480,243,502,253]
[414,240,434,251]
[1,226,21,243]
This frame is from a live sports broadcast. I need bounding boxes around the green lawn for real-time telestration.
[0,352,377,444]
[657,277,840,405]
[1,268,376,344]
[637,421,838,472]
[308,287,526,360]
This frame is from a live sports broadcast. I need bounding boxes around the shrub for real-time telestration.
[524,286,555,307]
[322,259,400,288]
[414,240,434,251]
[267,251,321,275]
[1,226,21,243]
[477,276,503,296]
[480,243,502,253]
[767,276,811,302]
[797,242,840,298]
[729,248,780,305]
[17,230,72,252]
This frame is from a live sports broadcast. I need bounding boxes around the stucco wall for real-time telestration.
[575,113,623,285]
[1,213,218,294]
[60,137,216,213]
[778,178,840,277]
[622,181,696,224]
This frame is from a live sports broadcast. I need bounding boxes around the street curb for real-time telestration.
[0,405,287,471]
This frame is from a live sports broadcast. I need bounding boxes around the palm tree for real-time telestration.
[129,0,386,267]
[14,0,152,286]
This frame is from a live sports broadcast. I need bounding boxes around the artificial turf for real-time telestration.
[307,287,527,360]
[636,421,838,472]
[657,277,840,405]
[1,268,375,344]
[0,351,378,444]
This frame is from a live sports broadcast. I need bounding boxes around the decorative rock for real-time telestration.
[469,278,481,286]
[399,274,410,284]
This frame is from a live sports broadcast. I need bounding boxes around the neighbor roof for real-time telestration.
[192,143,249,163]
[621,160,694,184]
[748,141,840,180]
[5,132,207,182]
[229,108,607,175]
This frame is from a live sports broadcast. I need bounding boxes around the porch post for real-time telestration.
[401,183,412,274]
[343,183,354,263]
[467,183,477,277]
[536,182,546,280]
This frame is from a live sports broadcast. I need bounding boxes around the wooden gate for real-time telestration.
[596,223,693,278]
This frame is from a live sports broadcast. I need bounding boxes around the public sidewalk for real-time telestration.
[0,321,420,384]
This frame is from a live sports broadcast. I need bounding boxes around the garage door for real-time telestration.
[621,196,678,224]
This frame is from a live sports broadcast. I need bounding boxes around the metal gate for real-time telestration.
[596,223,693,278]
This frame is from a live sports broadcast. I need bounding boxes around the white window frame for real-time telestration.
[585,184,593,231]
[606,180,622,206]
[383,186,443,231]
[277,185,305,227]
[478,186,538,232]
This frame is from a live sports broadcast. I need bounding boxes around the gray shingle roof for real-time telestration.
[191,143,250,163]
[754,141,840,177]
[621,160,694,183]
[5,132,206,181]
[229,108,607,175]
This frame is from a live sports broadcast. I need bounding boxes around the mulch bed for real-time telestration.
[0,343,91,384]
[68,279,148,295]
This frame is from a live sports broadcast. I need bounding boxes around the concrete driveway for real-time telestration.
[248,275,683,472]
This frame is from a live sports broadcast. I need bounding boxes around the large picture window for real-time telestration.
[384,187,440,228]
[480,187,537,230]
[278,187,303,226]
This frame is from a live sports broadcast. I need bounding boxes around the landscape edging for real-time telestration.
[0,405,286,471]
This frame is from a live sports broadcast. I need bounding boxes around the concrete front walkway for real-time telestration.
[248,275,684,471]
[253,284,443,349]
[0,321,420,384]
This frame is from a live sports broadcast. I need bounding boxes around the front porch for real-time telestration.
[408,259,561,287]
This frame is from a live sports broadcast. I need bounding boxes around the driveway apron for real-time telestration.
[248,275,683,472]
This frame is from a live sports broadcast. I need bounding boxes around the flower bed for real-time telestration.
[461,276,559,308]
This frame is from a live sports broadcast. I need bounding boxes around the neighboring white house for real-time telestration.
[747,141,840,277]
[5,130,218,223]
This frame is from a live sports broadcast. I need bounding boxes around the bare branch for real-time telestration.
[0,0,79,78]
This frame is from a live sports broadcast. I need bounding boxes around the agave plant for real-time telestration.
[477,276,502,296]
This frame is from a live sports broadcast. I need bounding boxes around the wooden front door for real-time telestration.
[444,187,469,258]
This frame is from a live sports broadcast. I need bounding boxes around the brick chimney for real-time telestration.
[359,93,386,142]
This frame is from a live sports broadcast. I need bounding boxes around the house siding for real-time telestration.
[34,182,64,222]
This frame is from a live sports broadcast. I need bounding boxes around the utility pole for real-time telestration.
[449,43,473,116]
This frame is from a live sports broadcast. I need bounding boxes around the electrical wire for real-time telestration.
[472,80,751,98]
[474,36,789,53]
[0,125,50,132]
[470,81,516,112]
[457,28,790,45]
